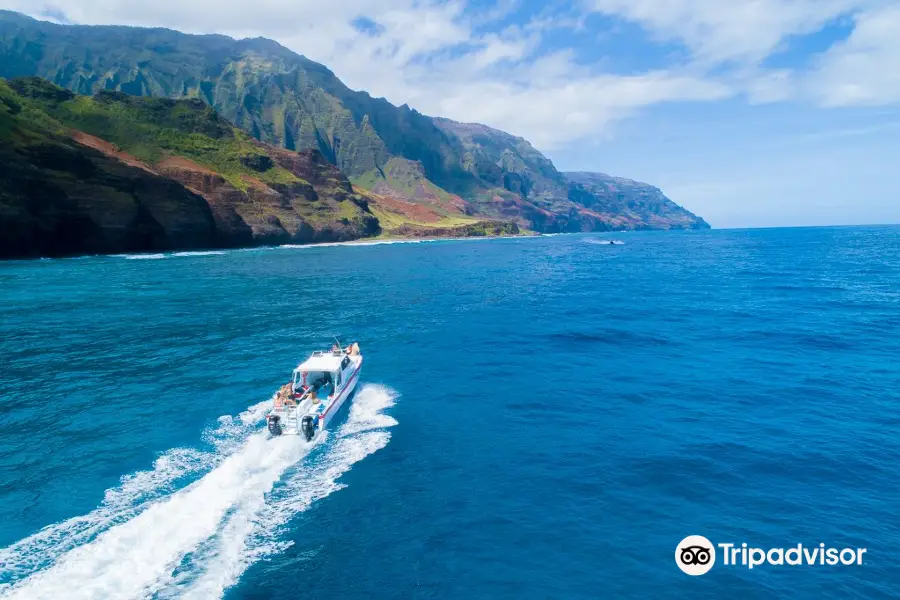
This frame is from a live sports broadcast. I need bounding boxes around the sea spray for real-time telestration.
[0,399,271,582]
[178,385,398,598]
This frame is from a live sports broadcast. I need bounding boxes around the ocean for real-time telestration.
[0,227,898,599]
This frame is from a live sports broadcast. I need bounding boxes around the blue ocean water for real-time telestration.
[1,227,899,599]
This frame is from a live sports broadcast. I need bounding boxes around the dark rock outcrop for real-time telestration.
[0,140,219,258]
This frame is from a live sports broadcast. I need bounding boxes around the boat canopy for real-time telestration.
[295,352,344,373]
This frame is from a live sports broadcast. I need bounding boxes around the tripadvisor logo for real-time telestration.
[676,535,715,576]
[675,536,867,575]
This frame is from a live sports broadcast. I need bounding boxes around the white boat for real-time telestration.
[266,342,363,440]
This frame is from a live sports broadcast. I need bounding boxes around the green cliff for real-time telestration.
[0,10,709,233]
[0,77,385,258]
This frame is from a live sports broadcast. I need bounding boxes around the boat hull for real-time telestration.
[316,360,362,434]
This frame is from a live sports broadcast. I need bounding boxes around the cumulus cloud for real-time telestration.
[804,4,900,106]
[585,0,900,109]
[587,0,870,65]
[1,0,899,151]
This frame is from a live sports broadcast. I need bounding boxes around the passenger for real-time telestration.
[275,383,291,408]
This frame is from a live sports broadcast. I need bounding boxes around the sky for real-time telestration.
[3,0,900,228]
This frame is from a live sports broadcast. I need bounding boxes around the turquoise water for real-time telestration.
[1,228,898,598]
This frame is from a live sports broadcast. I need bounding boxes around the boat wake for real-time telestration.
[0,385,397,600]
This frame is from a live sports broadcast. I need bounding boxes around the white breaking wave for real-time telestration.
[278,239,426,250]
[171,251,227,257]
[119,253,167,260]
[0,385,397,600]
[115,250,227,260]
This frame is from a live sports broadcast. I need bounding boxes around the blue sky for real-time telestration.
[4,0,900,227]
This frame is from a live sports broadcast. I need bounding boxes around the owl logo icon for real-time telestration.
[676,535,716,575]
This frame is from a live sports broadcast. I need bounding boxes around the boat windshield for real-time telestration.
[292,370,336,395]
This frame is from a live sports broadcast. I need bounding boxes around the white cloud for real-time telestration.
[804,4,900,106]
[587,0,870,65]
[470,30,537,70]
[2,0,900,153]
[427,67,730,149]
[582,0,900,111]
[0,0,737,149]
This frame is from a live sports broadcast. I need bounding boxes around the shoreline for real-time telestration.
[0,229,659,262]
[13,231,540,262]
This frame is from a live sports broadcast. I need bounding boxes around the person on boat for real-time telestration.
[274,383,292,408]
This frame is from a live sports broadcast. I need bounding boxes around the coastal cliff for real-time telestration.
[0,77,384,258]
[0,10,709,235]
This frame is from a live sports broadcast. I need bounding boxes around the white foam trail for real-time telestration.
[0,448,213,580]
[0,396,275,593]
[0,397,269,582]
[0,385,397,600]
[171,251,227,257]
[179,385,397,599]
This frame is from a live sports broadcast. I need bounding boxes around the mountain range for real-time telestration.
[0,10,708,257]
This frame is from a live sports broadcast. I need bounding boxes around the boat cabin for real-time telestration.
[291,350,355,399]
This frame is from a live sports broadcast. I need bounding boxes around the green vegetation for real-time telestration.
[8,77,305,192]
[0,76,525,258]
[368,204,478,231]
[352,157,464,216]
[0,77,385,258]
[0,78,223,259]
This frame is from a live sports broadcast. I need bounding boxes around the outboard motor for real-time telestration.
[267,415,283,436]
[300,416,315,442]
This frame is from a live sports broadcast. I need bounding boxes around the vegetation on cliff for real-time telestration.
[1,77,384,258]
[0,77,522,258]
[1,78,219,258]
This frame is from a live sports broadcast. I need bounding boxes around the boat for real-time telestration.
[266,342,363,440]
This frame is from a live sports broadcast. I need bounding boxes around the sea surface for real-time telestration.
[1,227,898,599]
